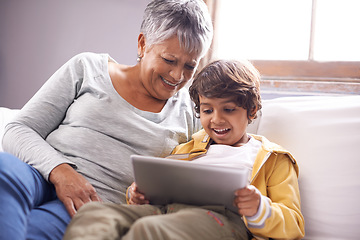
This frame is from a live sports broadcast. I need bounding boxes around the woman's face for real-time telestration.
[138,35,202,101]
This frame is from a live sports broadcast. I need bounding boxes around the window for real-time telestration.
[211,0,360,96]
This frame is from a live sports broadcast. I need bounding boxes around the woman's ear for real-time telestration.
[137,33,146,58]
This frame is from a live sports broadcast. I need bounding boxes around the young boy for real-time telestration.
[63,60,305,240]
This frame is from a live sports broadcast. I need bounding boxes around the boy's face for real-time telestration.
[199,95,250,147]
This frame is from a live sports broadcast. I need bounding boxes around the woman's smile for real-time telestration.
[160,76,182,87]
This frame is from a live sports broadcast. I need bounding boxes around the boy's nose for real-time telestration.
[211,111,225,124]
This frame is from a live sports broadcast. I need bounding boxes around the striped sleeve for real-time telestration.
[245,193,271,229]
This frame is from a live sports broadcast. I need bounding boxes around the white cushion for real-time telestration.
[0,107,20,151]
[256,96,360,240]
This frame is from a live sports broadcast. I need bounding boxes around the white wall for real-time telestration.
[0,0,150,108]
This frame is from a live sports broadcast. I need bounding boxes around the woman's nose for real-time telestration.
[170,67,184,82]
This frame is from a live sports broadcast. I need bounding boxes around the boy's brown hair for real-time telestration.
[189,59,262,123]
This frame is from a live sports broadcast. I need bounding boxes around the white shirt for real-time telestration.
[192,135,262,182]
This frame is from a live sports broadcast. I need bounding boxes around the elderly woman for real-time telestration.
[0,0,213,239]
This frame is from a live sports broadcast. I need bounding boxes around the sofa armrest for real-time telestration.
[0,107,20,151]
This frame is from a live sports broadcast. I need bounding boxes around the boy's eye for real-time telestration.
[224,108,235,112]
[202,109,213,114]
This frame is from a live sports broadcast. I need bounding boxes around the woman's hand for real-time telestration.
[234,185,261,217]
[49,163,102,217]
[128,182,149,205]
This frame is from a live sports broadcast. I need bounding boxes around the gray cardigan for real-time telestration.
[3,52,200,203]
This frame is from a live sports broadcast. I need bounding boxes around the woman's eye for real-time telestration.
[163,58,174,64]
[185,64,195,71]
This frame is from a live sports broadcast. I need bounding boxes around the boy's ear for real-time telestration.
[249,106,258,119]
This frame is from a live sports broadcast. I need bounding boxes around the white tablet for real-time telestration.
[131,154,249,213]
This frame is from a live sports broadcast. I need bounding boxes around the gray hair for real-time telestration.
[140,0,213,58]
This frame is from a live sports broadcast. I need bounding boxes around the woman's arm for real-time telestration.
[3,53,88,180]
[2,53,103,216]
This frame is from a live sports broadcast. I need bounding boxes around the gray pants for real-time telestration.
[63,202,250,240]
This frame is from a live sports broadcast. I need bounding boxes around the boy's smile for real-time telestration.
[213,128,230,135]
[199,95,251,147]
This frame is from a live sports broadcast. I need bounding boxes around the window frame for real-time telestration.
[208,0,360,96]
[252,60,360,95]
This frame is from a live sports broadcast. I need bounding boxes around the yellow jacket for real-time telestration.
[171,129,305,240]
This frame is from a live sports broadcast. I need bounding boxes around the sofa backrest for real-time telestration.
[2,96,360,239]
[248,95,360,240]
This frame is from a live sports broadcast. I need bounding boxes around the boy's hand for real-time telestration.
[128,182,149,205]
[234,185,261,217]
